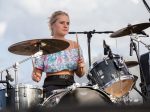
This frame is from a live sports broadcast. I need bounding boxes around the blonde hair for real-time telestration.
[48,11,69,35]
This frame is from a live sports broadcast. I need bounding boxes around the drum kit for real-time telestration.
[0,22,150,111]
[0,39,70,111]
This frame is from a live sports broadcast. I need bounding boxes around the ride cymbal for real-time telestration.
[110,22,150,37]
[125,61,139,68]
[8,38,70,56]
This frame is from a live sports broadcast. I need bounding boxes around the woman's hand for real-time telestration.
[32,68,42,82]
[75,57,85,77]
[78,57,85,68]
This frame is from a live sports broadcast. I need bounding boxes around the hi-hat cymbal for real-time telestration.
[125,61,139,68]
[8,38,70,56]
[110,22,150,37]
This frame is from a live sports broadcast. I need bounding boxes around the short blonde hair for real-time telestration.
[48,11,69,35]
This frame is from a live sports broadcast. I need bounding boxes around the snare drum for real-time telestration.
[89,57,134,98]
[0,89,6,110]
[7,84,43,111]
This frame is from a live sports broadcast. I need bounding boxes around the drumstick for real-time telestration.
[76,33,84,73]
[31,57,35,69]
[76,33,81,58]
[31,57,37,79]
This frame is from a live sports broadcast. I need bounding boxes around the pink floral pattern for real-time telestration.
[35,48,83,73]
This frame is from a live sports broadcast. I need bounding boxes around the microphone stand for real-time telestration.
[0,70,12,101]
[82,30,93,67]
[142,0,150,22]
[127,23,149,102]
[69,30,114,85]
[6,70,13,89]
[143,0,150,14]
[69,30,114,67]
[0,76,11,89]
[130,35,150,103]
[0,50,43,85]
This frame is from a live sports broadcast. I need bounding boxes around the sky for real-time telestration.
[1,0,150,102]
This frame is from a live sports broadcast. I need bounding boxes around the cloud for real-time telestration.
[130,0,140,4]
[0,22,7,39]
[17,0,47,15]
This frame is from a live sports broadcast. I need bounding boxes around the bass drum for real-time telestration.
[0,89,6,110]
[42,86,112,108]
[7,84,43,112]
[89,57,134,98]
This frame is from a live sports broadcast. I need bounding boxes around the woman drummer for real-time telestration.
[32,10,85,97]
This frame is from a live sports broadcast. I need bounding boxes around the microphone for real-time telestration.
[103,40,114,59]
[6,70,14,82]
[130,40,133,56]
[103,40,110,55]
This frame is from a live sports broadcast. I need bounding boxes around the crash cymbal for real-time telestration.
[110,22,150,37]
[125,61,139,68]
[8,38,69,56]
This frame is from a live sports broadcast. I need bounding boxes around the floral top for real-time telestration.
[34,48,83,73]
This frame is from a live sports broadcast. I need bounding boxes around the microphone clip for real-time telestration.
[6,69,14,82]
[103,40,113,59]
[130,38,137,56]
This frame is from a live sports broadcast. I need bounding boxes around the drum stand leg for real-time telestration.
[133,86,149,102]
[14,85,20,111]
[12,62,19,85]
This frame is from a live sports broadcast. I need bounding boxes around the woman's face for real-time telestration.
[51,14,70,37]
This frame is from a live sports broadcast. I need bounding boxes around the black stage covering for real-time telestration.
[49,104,150,112]
[1,104,150,112]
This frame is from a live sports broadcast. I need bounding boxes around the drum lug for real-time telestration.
[23,87,27,97]
[114,58,124,69]
[92,84,99,89]
[15,85,19,104]
[111,74,116,80]
[5,89,8,97]
[103,58,108,65]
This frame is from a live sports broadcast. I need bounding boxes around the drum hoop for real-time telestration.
[0,89,6,91]
[12,83,42,89]
[89,60,103,72]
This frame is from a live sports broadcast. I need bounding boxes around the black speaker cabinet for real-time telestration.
[140,52,150,87]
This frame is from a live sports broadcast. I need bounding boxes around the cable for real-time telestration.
[143,0,150,13]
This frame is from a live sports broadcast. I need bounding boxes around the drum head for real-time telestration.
[105,79,134,98]
[58,87,111,106]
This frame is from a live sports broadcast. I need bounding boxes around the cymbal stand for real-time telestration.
[0,70,14,88]
[0,50,43,111]
[69,30,95,67]
[0,50,43,85]
[131,36,150,50]
[13,62,19,85]
[130,35,150,102]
